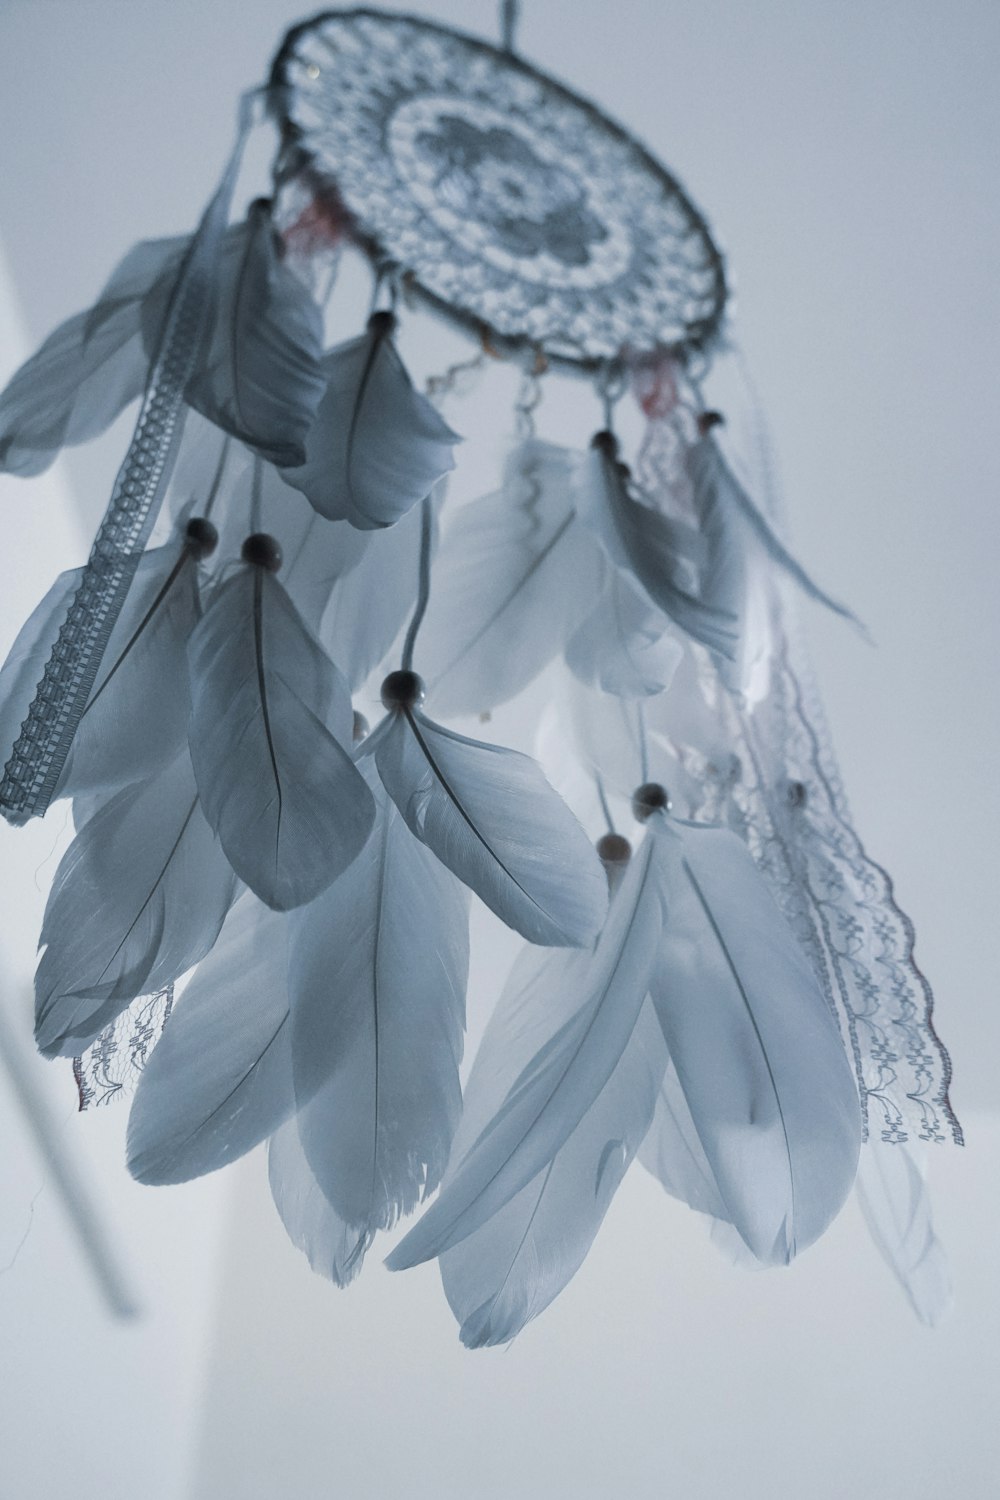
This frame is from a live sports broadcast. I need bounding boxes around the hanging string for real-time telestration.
[500,0,520,53]
[401,492,434,673]
[595,775,616,835]
[250,454,264,533]
[636,699,650,784]
[202,434,232,521]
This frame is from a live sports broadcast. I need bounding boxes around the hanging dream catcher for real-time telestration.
[0,4,961,1343]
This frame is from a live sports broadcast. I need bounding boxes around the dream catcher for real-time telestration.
[0,4,961,1343]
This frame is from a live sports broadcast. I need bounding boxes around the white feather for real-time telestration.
[268,1121,371,1288]
[184,202,326,468]
[56,539,201,800]
[438,950,667,1347]
[0,570,79,772]
[648,816,862,1263]
[578,445,737,657]
[282,313,458,529]
[289,765,469,1232]
[127,896,292,1184]
[187,566,375,910]
[566,570,683,698]
[637,1058,731,1220]
[386,826,666,1269]
[34,751,239,1058]
[373,708,607,947]
[418,440,605,715]
[856,1137,953,1326]
[0,235,187,476]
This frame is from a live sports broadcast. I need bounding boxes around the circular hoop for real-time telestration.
[271,8,727,369]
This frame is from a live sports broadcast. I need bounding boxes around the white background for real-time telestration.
[0,2,997,1497]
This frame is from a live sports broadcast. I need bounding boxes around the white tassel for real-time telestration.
[282,311,458,529]
[187,549,375,910]
[34,751,239,1058]
[372,681,608,948]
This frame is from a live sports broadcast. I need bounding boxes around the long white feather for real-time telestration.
[282,313,458,529]
[418,441,605,715]
[688,431,856,623]
[566,569,683,698]
[268,1121,371,1288]
[437,947,667,1347]
[856,1137,953,1326]
[373,708,607,947]
[34,751,239,1058]
[648,816,862,1264]
[289,766,469,1232]
[637,1058,731,1220]
[0,235,187,476]
[187,566,375,910]
[578,444,737,657]
[184,202,326,468]
[57,540,201,800]
[127,896,292,1184]
[387,826,667,1269]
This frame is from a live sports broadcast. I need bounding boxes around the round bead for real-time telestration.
[184,516,219,559]
[352,711,370,744]
[596,832,632,865]
[787,779,808,808]
[368,309,397,339]
[380,669,426,710]
[631,782,671,821]
[697,409,725,436]
[241,533,283,572]
[591,428,619,459]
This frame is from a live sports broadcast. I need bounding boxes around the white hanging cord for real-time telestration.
[500,0,520,53]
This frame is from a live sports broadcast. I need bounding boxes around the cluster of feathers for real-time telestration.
[0,178,954,1342]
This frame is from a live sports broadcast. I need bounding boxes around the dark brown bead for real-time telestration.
[184,516,218,559]
[381,670,426,710]
[368,309,397,339]
[787,779,808,808]
[591,428,619,458]
[697,409,725,436]
[632,782,671,821]
[241,533,283,572]
[597,832,632,865]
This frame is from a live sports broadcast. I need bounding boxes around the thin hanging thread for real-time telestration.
[401,492,433,673]
[636,699,650,783]
[250,455,264,533]
[595,775,616,835]
[202,434,232,521]
[500,0,520,52]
